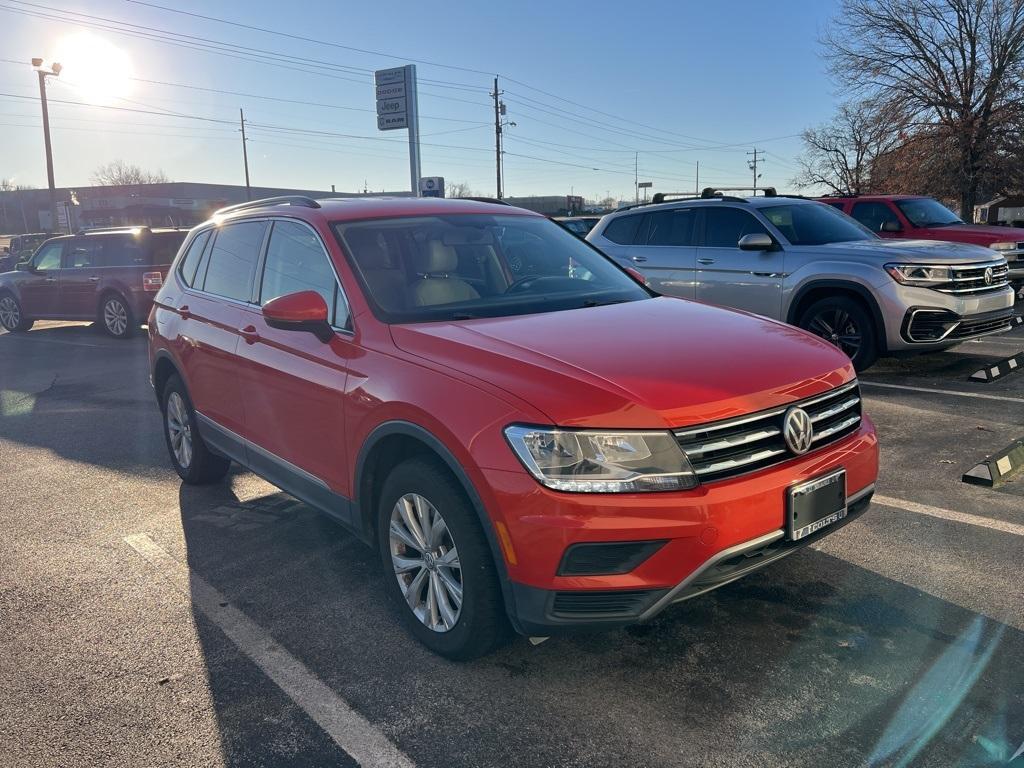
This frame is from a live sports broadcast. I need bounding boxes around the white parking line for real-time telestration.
[860,380,1024,404]
[0,335,105,349]
[124,534,414,768]
[873,495,1024,537]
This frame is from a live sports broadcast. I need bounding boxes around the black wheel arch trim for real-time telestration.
[787,280,887,351]
[354,420,523,633]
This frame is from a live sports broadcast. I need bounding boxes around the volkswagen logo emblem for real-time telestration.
[984,266,994,285]
[783,406,814,455]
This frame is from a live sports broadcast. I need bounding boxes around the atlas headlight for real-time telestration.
[504,425,698,493]
[990,241,1018,252]
[884,263,952,286]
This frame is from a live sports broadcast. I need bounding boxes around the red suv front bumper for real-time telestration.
[482,417,878,635]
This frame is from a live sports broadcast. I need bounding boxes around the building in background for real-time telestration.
[503,195,585,216]
[975,194,1024,226]
[0,182,413,234]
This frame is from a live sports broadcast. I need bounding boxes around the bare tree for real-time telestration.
[824,0,1024,217]
[794,101,904,194]
[446,181,476,198]
[91,160,170,186]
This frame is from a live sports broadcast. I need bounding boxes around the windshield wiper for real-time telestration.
[581,297,631,308]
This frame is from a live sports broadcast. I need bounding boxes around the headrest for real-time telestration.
[345,228,392,270]
[416,241,458,274]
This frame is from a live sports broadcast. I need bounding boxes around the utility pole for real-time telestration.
[239,108,251,201]
[32,58,60,231]
[634,152,639,204]
[695,160,699,196]
[747,148,764,191]
[492,77,503,199]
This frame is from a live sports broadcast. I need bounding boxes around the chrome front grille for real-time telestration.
[675,381,862,483]
[935,261,1009,295]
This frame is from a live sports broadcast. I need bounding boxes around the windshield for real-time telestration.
[894,197,964,227]
[760,202,876,245]
[333,213,649,323]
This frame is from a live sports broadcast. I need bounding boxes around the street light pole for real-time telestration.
[32,58,60,232]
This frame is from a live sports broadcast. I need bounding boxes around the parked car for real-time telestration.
[554,216,601,237]
[149,195,878,659]
[2,232,52,272]
[0,227,186,337]
[819,194,1024,290]
[587,192,1016,370]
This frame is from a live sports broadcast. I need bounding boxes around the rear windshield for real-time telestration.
[760,203,876,246]
[332,213,649,323]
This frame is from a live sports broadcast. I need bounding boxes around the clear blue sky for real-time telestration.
[0,0,844,200]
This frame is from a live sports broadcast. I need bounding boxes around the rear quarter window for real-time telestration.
[177,230,212,287]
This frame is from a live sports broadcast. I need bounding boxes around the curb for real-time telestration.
[962,437,1024,488]
[969,352,1023,382]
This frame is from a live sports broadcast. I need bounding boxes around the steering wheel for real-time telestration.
[504,275,544,294]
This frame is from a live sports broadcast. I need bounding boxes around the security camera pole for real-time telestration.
[32,57,61,232]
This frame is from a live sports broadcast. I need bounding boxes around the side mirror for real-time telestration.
[738,233,774,251]
[881,220,902,233]
[262,290,334,342]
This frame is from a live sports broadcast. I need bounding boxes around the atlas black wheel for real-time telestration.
[161,374,231,484]
[377,457,509,660]
[799,296,878,371]
[0,293,33,332]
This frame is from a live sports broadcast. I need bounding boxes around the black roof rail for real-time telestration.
[215,195,322,216]
[698,186,778,199]
[75,225,152,235]
[458,196,512,205]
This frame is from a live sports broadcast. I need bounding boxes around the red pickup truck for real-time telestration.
[819,195,1024,290]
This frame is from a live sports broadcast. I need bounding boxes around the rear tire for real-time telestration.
[99,293,134,339]
[798,296,879,372]
[377,457,509,660]
[161,374,231,484]
[0,293,33,332]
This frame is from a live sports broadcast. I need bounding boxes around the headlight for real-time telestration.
[990,241,1018,252]
[884,263,952,286]
[504,425,698,493]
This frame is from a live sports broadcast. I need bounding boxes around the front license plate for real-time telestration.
[787,469,847,541]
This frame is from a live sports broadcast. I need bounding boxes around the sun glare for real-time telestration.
[53,31,134,105]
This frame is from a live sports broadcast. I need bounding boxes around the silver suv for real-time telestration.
[587,193,1016,370]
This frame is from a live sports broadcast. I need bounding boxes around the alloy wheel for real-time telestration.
[0,296,20,330]
[807,308,862,359]
[166,391,193,469]
[104,298,128,336]
[389,492,463,633]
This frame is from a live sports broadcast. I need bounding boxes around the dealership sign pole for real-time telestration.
[375,65,421,196]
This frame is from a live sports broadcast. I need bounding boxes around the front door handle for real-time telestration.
[630,255,648,263]
[697,258,716,265]
[88,276,100,282]
[44,276,57,283]
[178,304,191,319]
[239,325,260,344]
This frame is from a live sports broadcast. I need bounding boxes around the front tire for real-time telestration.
[377,457,509,660]
[0,293,33,332]
[798,296,878,371]
[99,293,134,339]
[161,374,231,484]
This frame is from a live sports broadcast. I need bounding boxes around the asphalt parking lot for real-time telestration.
[2,320,1023,768]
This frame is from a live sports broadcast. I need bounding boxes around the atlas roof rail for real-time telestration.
[215,195,322,216]
[696,186,778,198]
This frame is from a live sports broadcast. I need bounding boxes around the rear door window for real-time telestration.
[64,238,97,268]
[200,220,268,302]
[647,208,697,246]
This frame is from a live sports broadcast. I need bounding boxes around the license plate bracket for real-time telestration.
[787,469,847,541]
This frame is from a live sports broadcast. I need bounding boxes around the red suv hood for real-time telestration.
[916,223,1022,244]
[390,297,854,429]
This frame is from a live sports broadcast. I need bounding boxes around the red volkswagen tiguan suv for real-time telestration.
[149,196,879,659]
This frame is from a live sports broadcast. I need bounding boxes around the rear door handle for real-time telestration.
[44,276,57,282]
[239,325,260,344]
[88,276,100,282]
[630,255,648,263]
[178,304,191,319]
[697,258,715,265]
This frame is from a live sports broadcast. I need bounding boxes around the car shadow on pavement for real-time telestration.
[178,484,1024,768]
[0,324,168,476]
